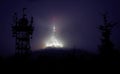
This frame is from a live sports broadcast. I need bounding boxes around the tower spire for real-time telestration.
[53,25,56,33]
[23,8,27,17]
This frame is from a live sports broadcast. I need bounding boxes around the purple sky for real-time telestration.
[0,0,120,56]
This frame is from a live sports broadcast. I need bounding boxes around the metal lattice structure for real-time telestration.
[12,8,34,55]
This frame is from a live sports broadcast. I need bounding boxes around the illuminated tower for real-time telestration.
[12,8,34,55]
[45,23,63,48]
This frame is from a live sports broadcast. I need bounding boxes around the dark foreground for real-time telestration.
[0,49,120,72]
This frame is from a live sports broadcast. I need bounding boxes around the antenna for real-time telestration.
[53,25,56,32]
[23,8,27,17]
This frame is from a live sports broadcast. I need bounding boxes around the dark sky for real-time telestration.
[0,0,120,56]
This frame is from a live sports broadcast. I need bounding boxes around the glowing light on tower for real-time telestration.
[45,21,64,48]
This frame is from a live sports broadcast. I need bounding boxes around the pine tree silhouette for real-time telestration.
[98,12,117,57]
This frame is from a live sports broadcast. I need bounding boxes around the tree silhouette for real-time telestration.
[98,13,117,57]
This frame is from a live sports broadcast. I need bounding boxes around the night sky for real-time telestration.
[0,0,120,56]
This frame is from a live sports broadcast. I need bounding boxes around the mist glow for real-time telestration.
[45,25,64,48]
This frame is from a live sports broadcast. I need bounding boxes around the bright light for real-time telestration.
[44,25,64,48]
[45,36,64,48]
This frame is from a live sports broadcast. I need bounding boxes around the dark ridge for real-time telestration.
[0,48,119,72]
